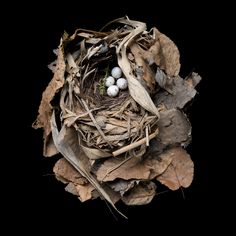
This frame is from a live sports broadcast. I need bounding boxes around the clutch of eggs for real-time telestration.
[105,66,128,97]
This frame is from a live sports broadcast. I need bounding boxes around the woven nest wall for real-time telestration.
[33,17,201,218]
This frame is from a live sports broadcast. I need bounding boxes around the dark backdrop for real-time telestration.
[11,1,229,233]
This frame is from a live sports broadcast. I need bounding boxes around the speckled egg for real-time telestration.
[111,66,122,79]
[116,78,128,90]
[107,85,119,97]
[105,76,115,87]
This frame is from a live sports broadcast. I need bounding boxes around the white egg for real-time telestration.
[111,66,122,79]
[105,76,115,87]
[116,78,128,90]
[107,85,119,97]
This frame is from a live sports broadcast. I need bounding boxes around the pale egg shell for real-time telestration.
[105,76,115,87]
[111,66,122,79]
[116,78,128,90]
[107,85,119,97]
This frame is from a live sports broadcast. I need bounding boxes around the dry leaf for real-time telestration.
[32,35,67,156]
[146,28,180,77]
[75,183,97,202]
[157,147,194,190]
[55,160,119,203]
[95,150,173,182]
[154,73,202,109]
[53,158,87,185]
[147,149,175,179]
[65,182,99,202]
[153,109,191,152]
[95,157,143,181]
[122,182,156,205]
[65,181,120,204]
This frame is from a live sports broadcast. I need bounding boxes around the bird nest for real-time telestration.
[33,17,201,218]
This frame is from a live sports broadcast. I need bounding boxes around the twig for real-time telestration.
[112,128,159,157]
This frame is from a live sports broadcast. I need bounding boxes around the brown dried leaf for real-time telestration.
[122,182,156,205]
[153,109,191,152]
[157,147,194,190]
[65,181,120,204]
[65,182,99,202]
[147,28,180,76]
[147,149,175,179]
[95,157,142,181]
[75,183,97,202]
[32,35,67,156]
[154,73,202,109]
[53,158,87,185]
[55,160,119,203]
[95,150,173,182]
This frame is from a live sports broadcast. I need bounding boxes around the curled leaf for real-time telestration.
[145,28,180,77]
[32,36,67,156]
[116,18,160,118]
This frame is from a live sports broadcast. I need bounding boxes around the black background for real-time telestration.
[9,1,231,233]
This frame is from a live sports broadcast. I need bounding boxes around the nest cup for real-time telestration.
[60,20,160,159]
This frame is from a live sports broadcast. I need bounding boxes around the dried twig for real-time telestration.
[112,128,159,157]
